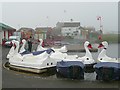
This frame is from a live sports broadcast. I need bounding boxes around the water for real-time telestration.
[2,44,120,88]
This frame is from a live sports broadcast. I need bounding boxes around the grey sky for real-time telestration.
[1,2,118,33]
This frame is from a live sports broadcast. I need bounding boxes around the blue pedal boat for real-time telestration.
[94,62,120,81]
[56,61,85,79]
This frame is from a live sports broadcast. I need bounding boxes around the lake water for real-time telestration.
[1,44,120,88]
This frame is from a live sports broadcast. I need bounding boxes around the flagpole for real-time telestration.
[100,16,102,31]
[100,17,101,30]
[97,16,103,31]
[97,16,103,41]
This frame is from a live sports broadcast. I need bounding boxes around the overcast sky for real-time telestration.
[1,2,118,33]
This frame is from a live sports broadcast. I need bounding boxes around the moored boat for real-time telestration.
[94,41,120,81]
[51,41,96,73]
[8,40,57,73]
[94,62,120,81]
[56,61,85,79]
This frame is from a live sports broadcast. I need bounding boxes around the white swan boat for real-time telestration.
[8,40,57,73]
[56,41,96,77]
[55,41,96,65]
[97,41,120,63]
[94,41,120,81]
[36,39,77,61]
[77,41,96,65]
[37,39,67,53]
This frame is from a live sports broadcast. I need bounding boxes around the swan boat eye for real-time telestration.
[100,58,102,60]
[86,58,89,60]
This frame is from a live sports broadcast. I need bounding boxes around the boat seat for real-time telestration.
[20,51,31,56]
[32,49,54,55]
[20,49,54,56]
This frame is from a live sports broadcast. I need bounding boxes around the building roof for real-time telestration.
[0,23,16,31]
[83,26,95,31]
[35,27,52,32]
[17,27,35,32]
[56,22,80,27]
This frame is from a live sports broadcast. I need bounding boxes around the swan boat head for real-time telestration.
[6,40,16,59]
[98,41,119,63]
[98,41,108,49]
[19,39,27,53]
[36,39,46,51]
[78,41,95,64]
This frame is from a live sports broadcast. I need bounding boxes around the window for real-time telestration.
[66,33,70,36]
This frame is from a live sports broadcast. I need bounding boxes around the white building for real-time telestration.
[56,22,81,38]
[61,27,80,37]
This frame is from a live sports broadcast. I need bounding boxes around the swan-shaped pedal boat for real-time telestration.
[37,39,78,61]
[56,41,96,78]
[8,40,57,73]
[56,41,96,66]
[37,39,67,53]
[94,41,120,81]
[77,41,96,66]
[36,39,78,61]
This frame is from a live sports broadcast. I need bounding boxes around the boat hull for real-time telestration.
[7,62,56,74]
[56,61,84,79]
[94,62,120,81]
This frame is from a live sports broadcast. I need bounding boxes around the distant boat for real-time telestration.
[56,61,85,79]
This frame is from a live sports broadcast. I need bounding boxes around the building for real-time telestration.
[0,23,16,44]
[80,26,96,40]
[17,27,35,39]
[80,26,103,42]
[56,22,81,38]
[49,27,64,41]
[35,27,52,40]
